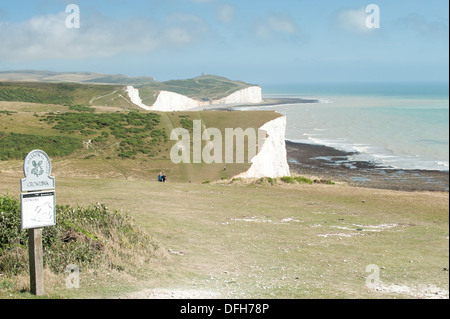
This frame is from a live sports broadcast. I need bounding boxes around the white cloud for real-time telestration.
[255,14,298,41]
[0,11,209,62]
[267,15,296,34]
[333,7,372,34]
[216,4,235,24]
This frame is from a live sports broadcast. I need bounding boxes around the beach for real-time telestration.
[286,141,449,192]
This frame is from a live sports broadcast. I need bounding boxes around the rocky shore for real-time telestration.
[286,141,449,192]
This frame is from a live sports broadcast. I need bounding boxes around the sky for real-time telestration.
[0,0,448,85]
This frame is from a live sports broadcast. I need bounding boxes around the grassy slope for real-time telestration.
[0,175,448,299]
[0,82,132,108]
[0,70,156,86]
[0,96,280,183]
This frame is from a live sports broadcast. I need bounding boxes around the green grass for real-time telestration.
[138,75,255,101]
[0,132,82,160]
[0,82,129,107]
[41,111,168,160]
[294,176,314,184]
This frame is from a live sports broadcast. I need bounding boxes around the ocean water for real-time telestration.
[239,82,449,171]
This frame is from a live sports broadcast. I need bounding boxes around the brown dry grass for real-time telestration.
[1,171,447,299]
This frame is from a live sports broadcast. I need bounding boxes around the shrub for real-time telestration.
[0,195,162,277]
[280,176,296,184]
[179,116,193,132]
[294,176,314,185]
[0,132,82,160]
[255,177,276,186]
[69,105,95,113]
[41,112,167,159]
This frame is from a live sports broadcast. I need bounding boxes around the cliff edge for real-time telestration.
[235,115,291,179]
[127,86,262,112]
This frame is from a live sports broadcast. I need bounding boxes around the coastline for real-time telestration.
[225,94,448,193]
[286,141,449,192]
[189,97,320,111]
[237,97,320,107]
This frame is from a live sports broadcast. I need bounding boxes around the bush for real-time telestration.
[0,196,28,275]
[255,177,276,186]
[69,105,95,113]
[0,132,82,160]
[294,176,314,185]
[41,112,167,159]
[279,176,315,185]
[280,176,296,184]
[179,116,193,132]
[0,195,162,277]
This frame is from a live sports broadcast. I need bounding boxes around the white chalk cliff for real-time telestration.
[126,86,151,110]
[215,86,262,105]
[126,86,262,112]
[152,91,204,112]
[235,115,291,179]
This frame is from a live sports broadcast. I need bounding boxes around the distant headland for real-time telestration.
[0,70,319,112]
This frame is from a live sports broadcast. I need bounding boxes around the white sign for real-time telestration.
[21,150,55,192]
[21,191,56,230]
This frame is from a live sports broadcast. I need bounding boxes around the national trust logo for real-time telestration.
[24,150,52,179]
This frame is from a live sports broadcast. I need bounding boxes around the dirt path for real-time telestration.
[119,288,222,299]
[89,90,118,105]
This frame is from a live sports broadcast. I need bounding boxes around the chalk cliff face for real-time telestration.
[236,115,291,179]
[152,91,205,112]
[126,86,151,110]
[215,86,262,105]
[126,86,262,112]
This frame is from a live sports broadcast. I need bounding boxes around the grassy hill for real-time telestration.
[0,72,258,107]
[0,70,156,86]
[0,81,136,110]
[0,81,278,183]
[138,75,256,102]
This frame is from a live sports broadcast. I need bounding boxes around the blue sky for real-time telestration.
[0,0,448,85]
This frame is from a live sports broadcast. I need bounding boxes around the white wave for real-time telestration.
[436,161,449,168]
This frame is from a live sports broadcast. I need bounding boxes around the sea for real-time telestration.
[238,82,449,172]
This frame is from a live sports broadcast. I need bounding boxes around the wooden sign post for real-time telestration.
[28,228,44,295]
[20,150,56,296]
